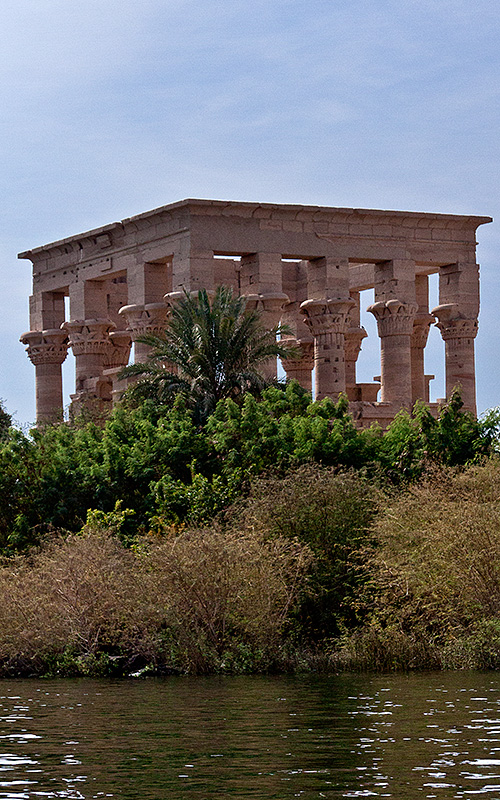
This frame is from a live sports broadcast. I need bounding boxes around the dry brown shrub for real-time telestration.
[370,459,500,631]
[0,525,312,675]
[144,527,313,669]
[0,533,155,673]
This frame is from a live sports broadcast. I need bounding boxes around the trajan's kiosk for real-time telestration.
[19,199,491,426]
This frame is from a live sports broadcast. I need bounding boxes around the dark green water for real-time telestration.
[1,672,500,798]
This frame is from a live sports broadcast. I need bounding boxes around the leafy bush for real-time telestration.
[379,391,490,481]
[233,465,380,640]
[0,388,492,555]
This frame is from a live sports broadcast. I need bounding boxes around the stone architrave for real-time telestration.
[19,329,68,423]
[432,303,478,414]
[118,302,169,364]
[368,299,418,408]
[300,297,354,401]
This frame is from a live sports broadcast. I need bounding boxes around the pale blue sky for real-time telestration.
[2,0,499,425]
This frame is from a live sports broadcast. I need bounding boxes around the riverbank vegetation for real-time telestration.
[0,386,499,676]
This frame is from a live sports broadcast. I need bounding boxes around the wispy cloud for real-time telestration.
[1,0,500,421]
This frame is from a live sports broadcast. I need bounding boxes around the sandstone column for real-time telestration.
[344,291,367,389]
[62,319,116,414]
[432,303,478,414]
[368,259,417,409]
[300,256,353,401]
[411,316,435,404]
[300,298,354,401]
[279,261,314,392]
[64,279,119,412]
[368,299,418,407]
[281,341,314,392]
[411,275,435,405]
[102,330,133,404]
[19,330,69,423]
[23,290,67,423]
[240,253,289,380]
[433,260,479,414]
[121,257,174,365]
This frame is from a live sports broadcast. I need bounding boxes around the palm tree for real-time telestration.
[119,287,295,421]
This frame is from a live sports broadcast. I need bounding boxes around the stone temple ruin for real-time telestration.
[20,199,491,426]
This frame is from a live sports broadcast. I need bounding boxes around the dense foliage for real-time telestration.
[0,384,493,554]
[0,389,498,675]
[0,384,491,553]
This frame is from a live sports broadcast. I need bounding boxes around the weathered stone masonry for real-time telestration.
[19,199,491,425]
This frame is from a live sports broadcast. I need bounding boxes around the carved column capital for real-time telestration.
[118,303,169,340]
[20,329,69,366]
[300,298,355,336]
[241,293,290,345]
[411,312,436,349]
[242,291,289,316]
[104,331,132,368]
[345,326,367,361]
[432,304,478,340]
[281,339,314,373]
[367,299,418,337]
[62,319,116,355]
[258,292,289,314]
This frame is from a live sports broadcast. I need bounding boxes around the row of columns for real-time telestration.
[21,255,479,423]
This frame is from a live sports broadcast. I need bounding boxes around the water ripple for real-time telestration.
[0,674,499,797]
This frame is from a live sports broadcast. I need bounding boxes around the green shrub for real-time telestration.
[233,465,381,640]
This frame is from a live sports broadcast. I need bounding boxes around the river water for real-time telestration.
[1,672,500,798]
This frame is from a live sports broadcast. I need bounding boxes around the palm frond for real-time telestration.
[120,286,299,420]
